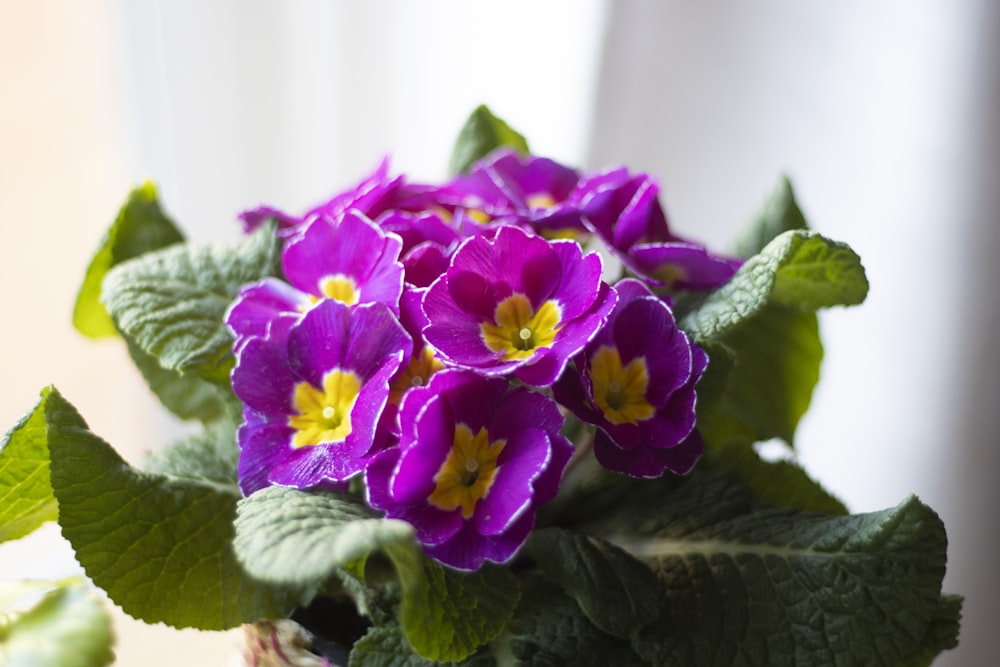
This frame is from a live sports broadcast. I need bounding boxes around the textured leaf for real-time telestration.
[449,105,530,175]
[681,230,868,342]
[696,305,822,446]
[349,624,496,667]
[0,391,57,542]
[140,420,239,485]
[0,578,114,667]
[527,528,660,639]
[387,543,520,663]
[101,223,281,384]
[504,574,650,666]
[706,443,848,516]
[123,332,233,422]
[233,486,414,589]
[895,595,962,667]
[732,176,806,260]
[73,182,184,338]
[44,388,298,630]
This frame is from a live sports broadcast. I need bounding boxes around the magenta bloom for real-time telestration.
[553,279,706,478]
[573,168,740,291]
[366,370,572,570]
[282,210,404,314]
[422,225,616,386]
[231,299,410,495]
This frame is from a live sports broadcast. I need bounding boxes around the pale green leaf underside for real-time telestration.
[43,388,297,630]
[0,391,57,543]
[101,223,280,384]
[0,578,114,667]
[681,229,868,342]
[140,420,240,485]
[449,104,530,175]
[73,181,184,339]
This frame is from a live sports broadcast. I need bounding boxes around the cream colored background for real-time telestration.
[2,1,996,665]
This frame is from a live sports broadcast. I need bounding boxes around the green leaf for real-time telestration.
[705,443,848,515]
[696,305,822,446]
[681,230,868,342]
[43,388,298,630]
[527,528,660,639]
[233,485,520,662]
[503,574,650,666]
[0,391,58,542]
[349,624,496,667]
[449,105,530,175]
[73,182,184,339]
[896,594,962,667]
[140,420,239,485]
[0,578,114,667]
[101,223,281,384]
[732,176,807,260]
[123,332,234,422]
[233,486,414,591]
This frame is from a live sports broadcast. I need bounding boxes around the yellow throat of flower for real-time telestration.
[480,293,562,360]
[428,424,506,519]
[288,369,362,447]
[589,345,655,425]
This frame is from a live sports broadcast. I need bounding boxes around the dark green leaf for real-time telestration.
[504,574,650,666]
[895,594,962,667]
[349,624,496,667]
[0,578,114,667]
[527,528,660,639]
[0,390,58,542]
[449,105,530,175]
[73,182,184,338]
[732,177,807,260]
[44,388,298,629]
[102,223,281,384]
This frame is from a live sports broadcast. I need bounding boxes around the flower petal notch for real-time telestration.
[422,225,617,386]
[554,278,706,477]
[232,299,410,494]
[366,369,573,570]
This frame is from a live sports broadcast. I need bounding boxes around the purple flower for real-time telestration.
[282,210,405,314]
[573,167,740,291]
[422,225,616,386]
[231,299,410,494]
[553,279,706,478]
[366,370,573,570]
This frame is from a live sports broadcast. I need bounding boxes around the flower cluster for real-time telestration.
[227,148,738,570]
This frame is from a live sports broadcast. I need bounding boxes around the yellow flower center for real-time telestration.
[428,424,506,519]
[287,369,362,447]
[589,346,655,425]
[654,264,688,289]
[318,274,360,306]
[525,193,556,209]
[389,346,445,405]
[480,293,562,360]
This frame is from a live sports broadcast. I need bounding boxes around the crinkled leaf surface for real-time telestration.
[43,388,298,630]
[449,105,529,175]
[0,578,114,667]
[73,182,184,338]
[101,223,280,384]
[503,574,650,666]
[234,486,518,662]
[0,391,57,542]
[123,332,234,423]
[526,528,660,639]
[554,457,958,666]
[349,624,496,667]
[140,420,239,485]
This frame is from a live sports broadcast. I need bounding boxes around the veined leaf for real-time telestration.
[0,578,114,667]
[140,420,240,485]
[102,223,281,384]
[73,182,184,339]
[43,388,298,630]
[0,391,58,542]
[349,624,497,667]
[732,176,807,260]
[449,105,530,175]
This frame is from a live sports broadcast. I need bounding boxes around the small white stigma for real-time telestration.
[518,327,532,341]
[411,376,425,387]
[465,459,479,473]
[608,381,622,394]
[322,406,336,420]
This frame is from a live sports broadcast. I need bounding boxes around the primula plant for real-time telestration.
[0,106,962,666]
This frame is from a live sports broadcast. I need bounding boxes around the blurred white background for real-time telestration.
[1,1,995,664]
